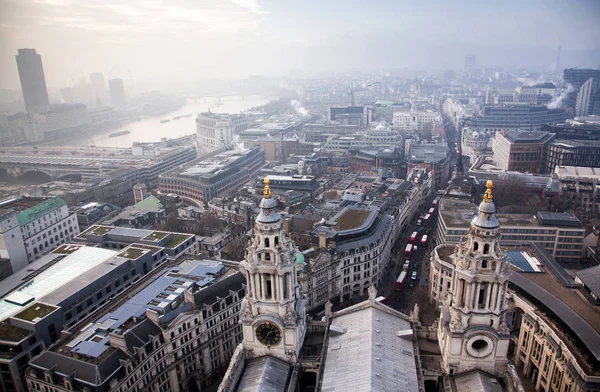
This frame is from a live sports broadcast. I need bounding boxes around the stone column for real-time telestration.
[485,282,492,310]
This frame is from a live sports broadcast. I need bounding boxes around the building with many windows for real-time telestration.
[546,139,600,174]
[0,243,167,392]
[158,148,265,206]
[435,198,584,262]
[0,197,79,275]
[15,49,49,113]
[541,116,600,140]
[553,166,600,213]
[25,259,245,392]
[492,130,556,173]
[195,113,252,154]
[393,110,442,132]
[575,78,600,117]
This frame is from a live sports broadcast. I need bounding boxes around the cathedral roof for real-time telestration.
[256,177,281,224]
[471,180,500,229]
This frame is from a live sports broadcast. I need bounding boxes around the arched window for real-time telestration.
[483,244,490,254]
[274,236,279,246]
[265,253,271,261]
[264,238,270,248]
[473,242,479,252]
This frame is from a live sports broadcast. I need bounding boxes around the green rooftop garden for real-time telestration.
[143,231,170,242]
[89,226,113,236]
[118,247,148,259]
[14,303,57,322]
[0,322,31,342]
[165,233,191,249]
[335,209,370,231]
[52,244,82,255]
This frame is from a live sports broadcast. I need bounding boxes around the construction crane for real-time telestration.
[348,82,381,106]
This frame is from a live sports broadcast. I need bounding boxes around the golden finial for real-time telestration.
[263,177,271,198]
[483,180,493,202]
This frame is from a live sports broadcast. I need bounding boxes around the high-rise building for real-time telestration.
[563,68,600,110]
[89,72,105,103]
[108,78,126,108]
[465,53,476,71]
[15,48,49,112]
[492,129,556,173]
[576,77,600,116]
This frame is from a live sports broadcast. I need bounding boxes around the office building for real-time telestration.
[514,83,556,105]
[89,72,105,100]
[15,49,49,113]
[25,258,244,392]
[0,243,166,391]
[407,143,451,189]
[393,110,442,132]
[261,174,319,196]
[158,147,265,205]
[436,197,584,262]
[541,116,600,140]
[563,68,600,110]
[252,138,317,163]
[195,112,251,154]
[492,130,556,173]
[576,78,600,116]
[328,105,371,127]
[0,197,80,275]
[546,139,600,174]
[465,53,476,70]
[33,104,92,138]
[108,78,126,108]
[346,147,404,177]
[468,104,570,134]
[554,166,600,212]
[75,225,198,260]
[0,113,43,146]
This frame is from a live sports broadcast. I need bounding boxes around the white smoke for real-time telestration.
[291,100,308,116]
[233,134,248,153]
[374,122,386,130]
[547,84,574,109]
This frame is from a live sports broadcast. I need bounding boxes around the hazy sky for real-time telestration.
[1,0,600,90]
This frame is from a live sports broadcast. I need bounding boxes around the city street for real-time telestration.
[375,198,441,325]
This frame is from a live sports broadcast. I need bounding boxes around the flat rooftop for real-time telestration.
[501,129,554,143]
[53,259,227,361]
[555,166,600,181]
[176,148,260,179]
[409,144,448,163]
[0,246,120,322]
[439,198,581,229]
[335,208,371,231]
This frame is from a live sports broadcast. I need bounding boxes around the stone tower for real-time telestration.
[438,180,511,376]
[238,177,306,362]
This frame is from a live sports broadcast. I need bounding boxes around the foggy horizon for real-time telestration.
[1,0,600,91]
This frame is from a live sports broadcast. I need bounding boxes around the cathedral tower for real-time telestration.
[238,178,306,362]
[438,180,511,376]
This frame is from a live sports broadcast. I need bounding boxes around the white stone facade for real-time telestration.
[393,110,442,132]
[195,113,251,154]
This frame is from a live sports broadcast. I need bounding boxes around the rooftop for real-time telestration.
[554,166,600,181]
[335,209,370,231]
[0,247,119,322]
[177,148,261,180]
[16,197,66,226]
[409,144,448,163]
[500,129,554,143]
[320,302,418,391]
[13,303,57,322]
[0,322,32,342]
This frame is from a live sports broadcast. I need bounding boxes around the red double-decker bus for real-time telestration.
[420,234,428,247]
[428,207,436,215]
[395,271,408,292]
[409,231,418,243]
[421,214,431,226]
[404,244,412,259]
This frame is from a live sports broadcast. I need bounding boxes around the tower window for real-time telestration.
[265,275,272,299]
[481,260,488,268]
[265,253,271,261]
[265,238,270,248]
[483,244,490,254]
[274,236,279,247]
[473,242,479,252]
[283,273,289,300]
[478,287,485,308]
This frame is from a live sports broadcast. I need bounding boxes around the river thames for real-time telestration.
[47,95,269,148]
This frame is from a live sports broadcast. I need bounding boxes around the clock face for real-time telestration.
[255,322,282,346]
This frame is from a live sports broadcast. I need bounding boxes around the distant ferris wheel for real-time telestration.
[108,64,134,87]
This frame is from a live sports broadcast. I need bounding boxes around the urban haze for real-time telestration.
[0,1,600,392]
